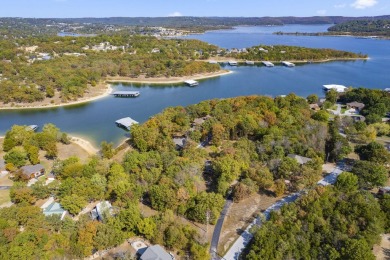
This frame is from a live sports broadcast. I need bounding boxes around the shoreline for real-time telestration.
[0,84,113,111]
[106,69,233,84]
[0,70,232,110]
[203,57,369,64]
[69,135,99,156]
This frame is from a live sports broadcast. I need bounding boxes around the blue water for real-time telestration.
[2,25,390,146]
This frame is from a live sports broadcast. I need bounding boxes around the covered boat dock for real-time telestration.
[112,91,140,97]
[115,117,139,130]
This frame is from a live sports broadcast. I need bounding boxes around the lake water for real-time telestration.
[2,25,390,146]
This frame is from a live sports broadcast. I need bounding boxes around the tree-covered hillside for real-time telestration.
[328,20,390,36]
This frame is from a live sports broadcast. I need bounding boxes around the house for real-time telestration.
[41,198,67,220]
[20,164,45,179]
[173,137,186,150]
[346,101,365,112]
[140,245,172,260]
[309,104,321,111]
[91,201,114,221]
[288,154,312,165]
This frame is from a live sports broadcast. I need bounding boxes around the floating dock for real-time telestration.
[262,61,274,67]
[228,61,238,66]
[245,61,255,65]
[208,60,218,64]
[115,117,138,130]
[111,91,140,97]
[282,61,295,67]
[184,80,199,87]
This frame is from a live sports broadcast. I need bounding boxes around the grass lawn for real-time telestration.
[0,190,11,205]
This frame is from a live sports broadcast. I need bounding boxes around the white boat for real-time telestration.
[282,61,295,67]
[245,60,255,65]
[228,61,238,66]
[184,80,199,87]
[262,61,274,67]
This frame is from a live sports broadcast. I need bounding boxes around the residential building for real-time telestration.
[140,245,172,260]
[20,164,45,179]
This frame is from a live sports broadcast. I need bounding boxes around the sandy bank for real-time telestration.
[106,70,232,84]
[0,84,112,111]
[69,136,99,156]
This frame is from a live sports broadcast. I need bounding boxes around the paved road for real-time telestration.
[223,165,344,260]
[210,199,233,259]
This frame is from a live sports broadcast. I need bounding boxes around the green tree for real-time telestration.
[325,89,338,104]
[355,142,390,164]
[341,239,375,260]
[137,217,156,240]
[307,94,319,104]
[335,172,358,192]
[311,110,329,122]
[4,147,27,168]
[61,194,87,215]
[101,141,115,159]
[352,161,388,189]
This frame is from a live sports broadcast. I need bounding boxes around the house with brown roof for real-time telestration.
[20,164,45,179]
[346,101,365,112]
[288,154,312,165]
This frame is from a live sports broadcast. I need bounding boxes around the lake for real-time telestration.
[2,25,390,146]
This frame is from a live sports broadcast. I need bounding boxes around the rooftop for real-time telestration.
[288,154,312,165]
[115,117,139,130]
[140,245,172,260]
[21,164,44,174]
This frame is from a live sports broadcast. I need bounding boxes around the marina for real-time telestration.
[281,61,295,67]
[115,117,138,130]
[111,91,140,97]
[262,61,275,67]
[184,80,199,87]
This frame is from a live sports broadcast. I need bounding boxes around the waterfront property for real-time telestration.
[111,91,140,97]
[323,84,347,93]
[262,61,274,67]
[115,117,139,130]
[346,101,365,112]
[228,61,238,66]
[140,245,172,260]
[246,60,255,65]
[281,61,295,67]
[184,80,199,87]
[20,164,45,179]
[41,198,67,220]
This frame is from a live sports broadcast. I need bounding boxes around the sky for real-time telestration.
[0,0,388,18]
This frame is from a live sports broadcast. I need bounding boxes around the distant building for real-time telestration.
[288,154,312,165]
[20,164,45,179]
[140,245,172,260]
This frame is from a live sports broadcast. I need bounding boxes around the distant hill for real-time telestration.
[51,15,390,27]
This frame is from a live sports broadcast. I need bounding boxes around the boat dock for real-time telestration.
[245,61,255,65]
[323,84,347,93]
[111,91,140,97]
[26,125,39,131]
[282,61,295,67]
[262,61,274,67]
[184,80,199,87]
[115,117,139,130]
[228,61,238,66]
